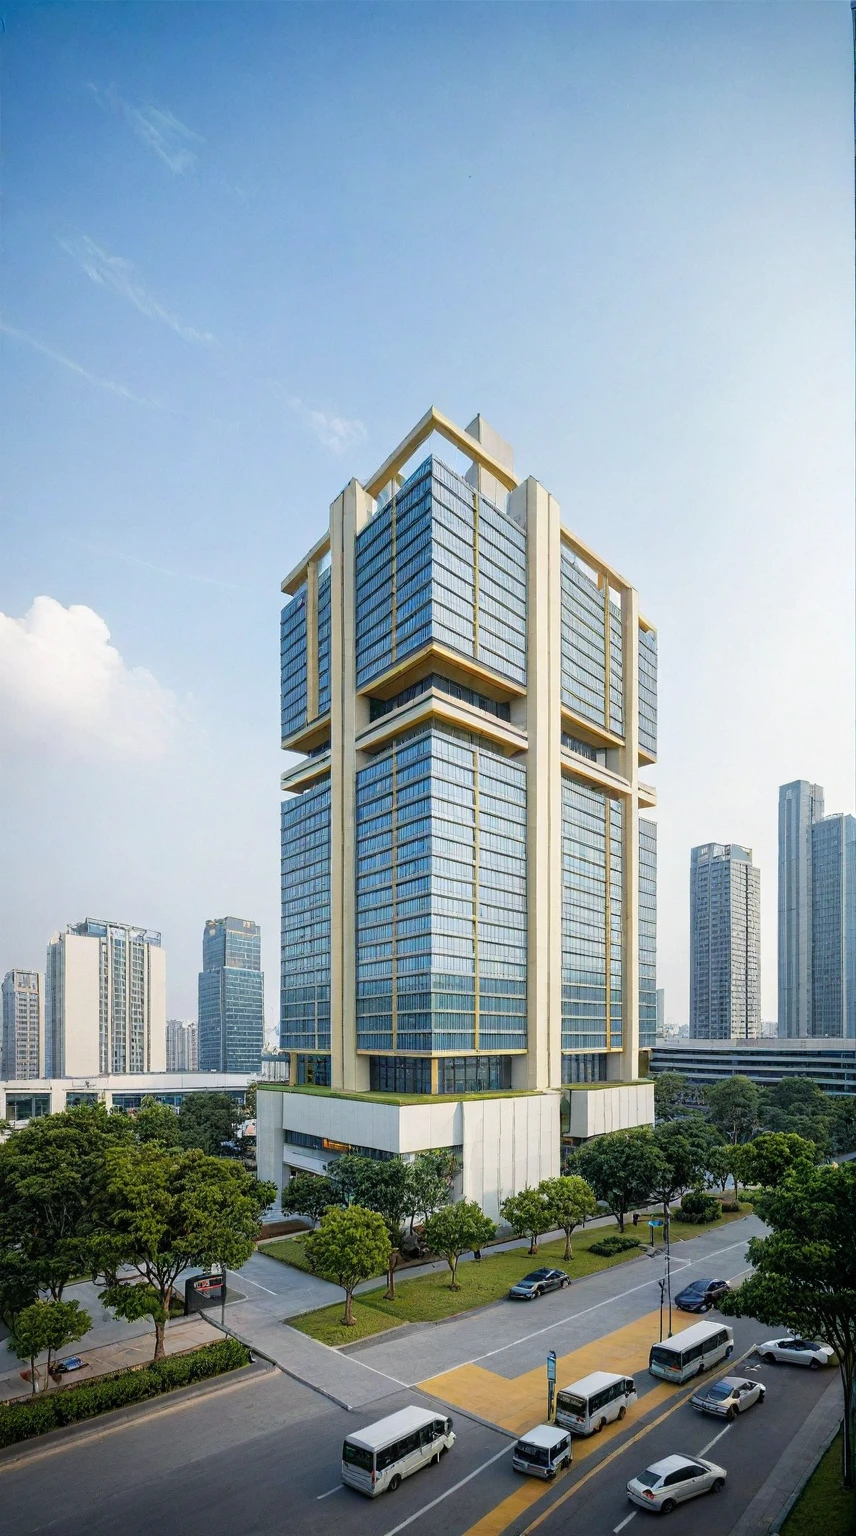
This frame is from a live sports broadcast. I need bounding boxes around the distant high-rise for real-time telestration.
[2,970,43,1079]
[198,918,264,1072]
[778,781,824,1038]
[45,920,166,1077]
[690,844,761,1040]
[810,813,856,1039]
[656,988,665,1038]
[165,1018,198,1071]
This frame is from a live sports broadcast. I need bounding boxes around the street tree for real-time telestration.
[279,1172,337,1228]
[423,1201,496,1291]
[831,1096,856,1155]
[13,1299,91,1394]
[95,1143,275,1359]
[650,1119,715,1215]
[706,1143,738,1194]
[733,1131,818,1190]
[537,1175,598,1260]
[574,1128,661,1232]
[719,1161,856,1487]
[351,1159,411,1299]
[704,1076,759,1144]
[304,1205,391,1326]
[403,1150,458,1231]
[135,1097,182,1146]
[177,1093,241,1156]
[653,1072,690,1122]
[500,1188,551,1255]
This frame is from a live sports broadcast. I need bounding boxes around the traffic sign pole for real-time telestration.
[547,1350,557,1421]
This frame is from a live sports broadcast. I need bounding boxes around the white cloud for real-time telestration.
[59,235,215,345]
[0,597,177,761]
[0,322,162,407]
[89,84,203,175]
[288,395,367,455]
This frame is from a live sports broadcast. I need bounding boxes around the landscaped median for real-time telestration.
[281,1209,748,1347]
[0,1338,252,1448]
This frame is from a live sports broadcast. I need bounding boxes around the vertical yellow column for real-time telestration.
[616,584,640,1083]
[305,559,319,722]
[330,479,372,1093]
[513,478,562,1091]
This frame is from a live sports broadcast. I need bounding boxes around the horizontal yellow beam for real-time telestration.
[281,532,331,596]
[357,689,527,758]
[364,406,520,500]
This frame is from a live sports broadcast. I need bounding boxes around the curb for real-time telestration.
[769,1413,843,1533]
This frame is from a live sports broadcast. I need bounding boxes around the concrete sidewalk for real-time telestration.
[209,1303,409,1411]
[728,1372,843,1535]
[0,1314,221,1403]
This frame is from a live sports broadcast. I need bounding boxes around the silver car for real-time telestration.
[627,1453,727,1513]
[758,1337,833,1369]
[691,1376,765,1419]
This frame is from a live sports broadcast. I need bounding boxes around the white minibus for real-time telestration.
[512,1423,573,1479]
[341,1406,455,1496]
[555,1371,638,1434]
[649,1322,734,1384]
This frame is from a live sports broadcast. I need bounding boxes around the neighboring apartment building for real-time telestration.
[651,1036,856,1097]
[258,408,657,1218]
[198,918,264,1072]
[165,1017,198,1071]
[45,920,166,1077]
[690,843,760,1040]
[1,970,43,1079]
[778,780,824,1038]
[811,813,856,1039]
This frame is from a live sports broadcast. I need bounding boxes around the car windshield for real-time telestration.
[557,1394,586,1414]
[342,1443,373,1471]
[522,1271,548,1283]
[684,1281,709,1293]
[707,1385,730,1400]
[518,1443,549,1465]
[636,1470,661,1488]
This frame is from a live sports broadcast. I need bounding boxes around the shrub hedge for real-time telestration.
[589,1235,642,1257]
[673,1189,721,1224]
[0,1337,250,1448]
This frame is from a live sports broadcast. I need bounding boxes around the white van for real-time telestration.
[342,1406,455,1496]
[555,1371,638,1434]
[512,1423,573,1479]
[649,1322,734,1384]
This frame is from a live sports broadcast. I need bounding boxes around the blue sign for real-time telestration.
[649,1219,663,1227]
[547,1351,557,1383]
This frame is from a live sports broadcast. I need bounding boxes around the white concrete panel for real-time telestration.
[567,1083,655,1140]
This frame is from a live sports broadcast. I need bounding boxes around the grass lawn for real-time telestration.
[284,1208,747,1344]
[289,1300,407,1348]
[782,1432,855,1536]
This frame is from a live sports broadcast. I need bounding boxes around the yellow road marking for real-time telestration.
[420,1310,669,1436]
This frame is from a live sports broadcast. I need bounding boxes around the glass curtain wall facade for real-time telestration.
[811,814,856,1039]
[198,918,264,1072]
[279,413,658,1098]
[690,845,761,1040]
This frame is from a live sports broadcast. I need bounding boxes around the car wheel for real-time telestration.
[389,1476,402,1492]
[661,1499,676,1514]
[440,1445,449,1457]
[725,1346,733,1358]
[618,1406,627,1421]
[726,1408,736,1422]
[759,1390,766,1403]
[810,1359,820,1370]
[596,1418,606,1433]
[431,1453,440,1466]
[701,1303,710,1313]
[711,1478,725,1494]
[764,1352,777,1365]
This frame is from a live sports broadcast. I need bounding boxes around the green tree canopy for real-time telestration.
[537,1175,598,1260]
[13,1299,91,1394]
[719,1161,856,1486]
[177,1093,242,1156]
[94,1143,274,1358]
[706,1142,738,1194]
[280,1171,337,1228]
[423,1200,497,1290]
[402,1150,458,1232]
[704,1076,760,1144]
[304,1205,391,1325]
[135,1097,183,1146]
[733,1131,818,1190]
[500,1188,551,1255]
[650,1118,718,1214]
[573,1128,661,1232]
[758,1078,832,1152]
[831,1097,856,1156]
[653,1072,690,1122]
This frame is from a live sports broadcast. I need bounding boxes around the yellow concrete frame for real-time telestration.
[364,406,520,500]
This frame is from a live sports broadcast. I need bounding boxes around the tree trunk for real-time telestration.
[617,1210,625,1233]
[343,1288,355,1327]
[529,1237,538,1255]
[30,1356,37,1395]
[449,1256,459,1291]
[385,1251,399,1301]
[841,1361,854,1488]
[563,1229,573,1262]
[153,1316,166,1360]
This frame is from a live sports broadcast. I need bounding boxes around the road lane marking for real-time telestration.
[316,1485,343,1499]
[698,1424,731,1457]
[228,1270,278,1296]
[613,1514,637,1533]
[379,1445,511,1536]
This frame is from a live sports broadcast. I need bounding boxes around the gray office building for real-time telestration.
[690,843,760,1040]
[198,917,264,1072]
[778,780,824,1039]
[810,813,856,1039]
[2,970,43,1080]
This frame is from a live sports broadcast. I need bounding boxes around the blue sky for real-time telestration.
[1,1,853,1030]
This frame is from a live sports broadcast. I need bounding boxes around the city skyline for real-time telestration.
[1,4,853,1023]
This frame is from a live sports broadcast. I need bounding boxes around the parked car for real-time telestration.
[674,1278,731,1314]
[690,1375,765,1418]
[758,1337,833,1369]
[508,1267,570,1300]
[627,1453,727,1513]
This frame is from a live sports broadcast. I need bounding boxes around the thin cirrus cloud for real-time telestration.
[0,321,162,407]
[287,394,368,455]
[59,234,216,345]
[88,83,203,175]
[0,597,178,762]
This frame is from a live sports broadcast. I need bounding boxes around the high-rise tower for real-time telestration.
[690,844,761,1040]
[778,780,824,1038]
[198,918,264,1072]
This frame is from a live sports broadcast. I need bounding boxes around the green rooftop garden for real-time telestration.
[257,1079,651,1107]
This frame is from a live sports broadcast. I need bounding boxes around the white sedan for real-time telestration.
[627,1453,727,1513]
[758,1337,833,1369]
[691,1375,765,1418]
